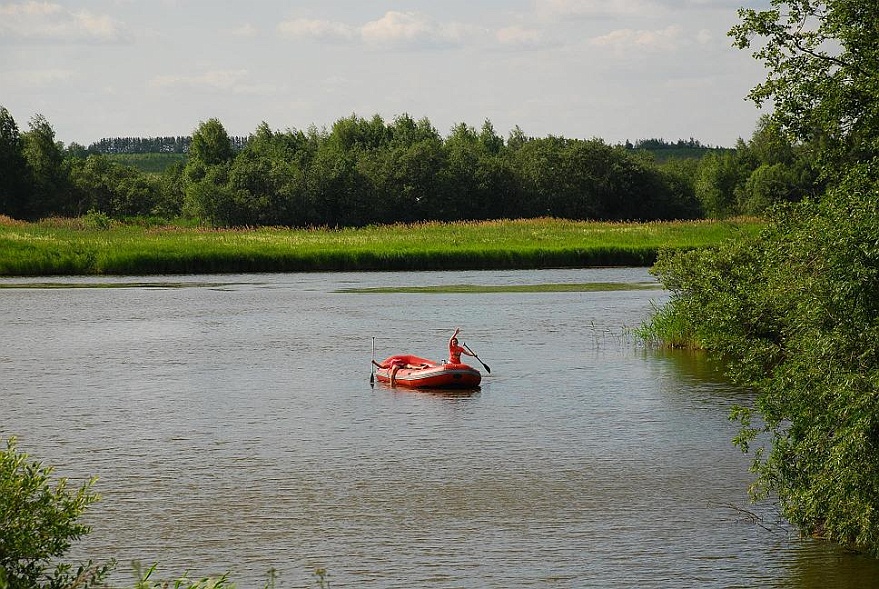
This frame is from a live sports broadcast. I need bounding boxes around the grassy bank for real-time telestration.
[0,216,762,276]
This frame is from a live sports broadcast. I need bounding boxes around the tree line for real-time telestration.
[0,107,819,227]
[89,134,710,157]
[84,135,248,155]
[87,136,192,154]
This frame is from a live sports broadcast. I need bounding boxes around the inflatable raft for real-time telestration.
[374,354,481,389]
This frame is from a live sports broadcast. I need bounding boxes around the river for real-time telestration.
[1,268,877,588]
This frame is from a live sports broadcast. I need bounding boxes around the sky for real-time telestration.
[0,0,770,148]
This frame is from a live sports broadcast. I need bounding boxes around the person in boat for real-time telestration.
[372,356,409,386]
[448,327,475,365]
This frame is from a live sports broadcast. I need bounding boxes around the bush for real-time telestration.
[0,437,112,589]
[643,161,879,555]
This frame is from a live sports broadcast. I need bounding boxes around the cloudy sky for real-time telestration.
[0,0,769,148]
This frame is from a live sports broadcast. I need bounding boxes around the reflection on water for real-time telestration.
[376,384,482,399]
[1,268,877,588]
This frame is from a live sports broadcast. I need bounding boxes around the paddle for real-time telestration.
[370,336,375,385]
[463,343,491,374]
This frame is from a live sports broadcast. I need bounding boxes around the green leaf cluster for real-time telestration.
[730,0,879,172]
[0,437,112,589]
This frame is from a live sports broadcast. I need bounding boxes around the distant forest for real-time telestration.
[1,107,821,227]
[85,134,715,158]
[86,135,249,155]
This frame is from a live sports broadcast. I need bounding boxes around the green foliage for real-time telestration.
[645,161,879,555]
[0,106,721,227]
[82,209,113,230]
[0,107,30,219]
[20,115,70,219]
[693,118,821,219]
[188,118,234,167]
[631,137,721,163]
[0,437,112,589]
[106,153,187,175]
[132,564,234,589]
[730,0,879,171]
[0,103,825,227]
[88,136,193,155]
[68,155,163,218]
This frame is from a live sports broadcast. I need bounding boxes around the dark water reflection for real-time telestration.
[1,269,877,588]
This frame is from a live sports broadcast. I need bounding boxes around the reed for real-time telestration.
[0,217,762,276]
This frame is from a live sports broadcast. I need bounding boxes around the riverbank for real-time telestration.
[0,216,762,276]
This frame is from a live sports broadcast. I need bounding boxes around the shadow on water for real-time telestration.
[646,347,879,588]
[781,543,879,589]
[645,346,755,405]
[645,345,733,385]
[372,383,482,400]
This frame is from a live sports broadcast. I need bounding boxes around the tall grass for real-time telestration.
[0,217,762,276]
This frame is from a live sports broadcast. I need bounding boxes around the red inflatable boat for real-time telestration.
[373,354,481,389]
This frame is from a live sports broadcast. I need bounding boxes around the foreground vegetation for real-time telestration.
[643,0,879,557]
[0,437,110,589]
[0,438,319,589]
[0,216,761,276]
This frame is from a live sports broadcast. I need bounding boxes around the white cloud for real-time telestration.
[278,11,484,49]
[229,23,258,38]
[277,18,356,41]
[590,25,684,53]
[0,1,762,147]
[496,25,542,47]
[361,11,431,44]
[0,1,126,43]
[696,28,712,45]
[536,0,661,19]
[149,70,272,94]
[5,67,75,86]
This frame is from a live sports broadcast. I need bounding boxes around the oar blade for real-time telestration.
[464,342,491,374]
[370,336,376,385]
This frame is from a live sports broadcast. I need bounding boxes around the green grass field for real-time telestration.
[0,216,762,276]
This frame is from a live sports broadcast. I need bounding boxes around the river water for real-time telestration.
[1,268,877,588]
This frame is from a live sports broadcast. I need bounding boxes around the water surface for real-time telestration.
[2,268,877,588]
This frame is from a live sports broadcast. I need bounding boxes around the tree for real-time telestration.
[734,116,822,214]
[0,437,112,589]
[227,125,310,226]
[154,162,186,219]
[730,0,879,172]
[330,114,390,153]
[21,114,69,218]
[306,143,369,227]
[647,164,879,556]
[747,115,795,167]
[188,118,234,168]
[0,107,31,219]
[443,122,506,221]
[646,1,879,556]
[359,133,446,224]
[694,143,751,218]
[182,163,251,227]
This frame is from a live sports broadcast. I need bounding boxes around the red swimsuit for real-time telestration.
[449,343,464,364]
